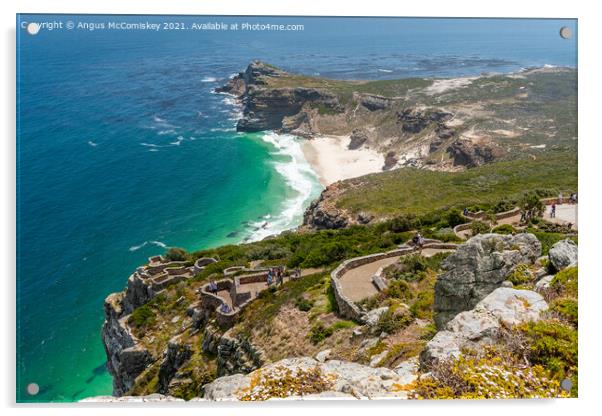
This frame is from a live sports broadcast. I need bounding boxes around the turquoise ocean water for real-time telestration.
[16,15,576,402]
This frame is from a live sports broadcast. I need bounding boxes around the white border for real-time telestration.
[3,1,600,415]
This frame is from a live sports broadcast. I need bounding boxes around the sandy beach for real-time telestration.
[301,135,385,186]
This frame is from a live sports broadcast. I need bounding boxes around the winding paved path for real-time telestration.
[339,248,454,302]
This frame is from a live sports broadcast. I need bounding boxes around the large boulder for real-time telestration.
[421,288,547,366]
[348,128,369,150]
[548,239,578,271]
[434,233,541,329]
[202,357,414,400]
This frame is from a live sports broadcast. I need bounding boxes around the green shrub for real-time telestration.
[331,320,356,330]
[387,279,413,301]
[410,290,434,319]
[551,266,578,298]
[550,298,578,327]
[308,322,334,344]
[517,320,578,393]
[420,322,438,340]
[492,224,515,234]
[445,209,466,228]
[165,247,188,262]
[358,293,385,311]
[247,243,292,260]
[376,308,412,334]
[295,297,314,312]
[401,254,429,273]
[493,198,517,214]
[470,221,490,236]
[507,263,534,285]
[387,214,421,233]
[129,304,156,329]
[527,230,568,255]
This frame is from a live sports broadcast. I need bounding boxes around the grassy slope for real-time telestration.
[336,149,577,217]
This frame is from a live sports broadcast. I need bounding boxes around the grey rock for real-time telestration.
[535,275,554,292]
[394,357,420,385]
[369,350,388,367]
[422,288,547,366]
[548,239,578,271]
[434,233,542,328]
[363,307,389,328]
[315,349,331,363]
[501,280,513,288]
[158,338,192,393]
[203,357,411,400]
[446,138,506,168]
[348,128,370,149]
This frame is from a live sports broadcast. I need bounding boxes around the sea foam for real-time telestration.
[246,132,322,242]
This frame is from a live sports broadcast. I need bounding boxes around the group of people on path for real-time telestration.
[267,266,286,286]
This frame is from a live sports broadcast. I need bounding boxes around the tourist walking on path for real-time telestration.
[551,203,556,218]
[267,268,273,286]
[412,232,424,248]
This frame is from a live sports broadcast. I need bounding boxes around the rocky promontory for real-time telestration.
[219,61,576,174]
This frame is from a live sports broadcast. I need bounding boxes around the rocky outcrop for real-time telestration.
[157,337,193,394]
[202,326,266,377]
[397,108,452,134]
[121,273,156,315]
[434,233,542,329]
[446,138,506,168]
[348,128,369,150]
[383,151,398,170]
[422,287,548,366]
[202,357,415,400]
[302,183,352,230]
[548,239,578,271]
[218,61,341,133]
[101,293,152,396]
[357,93,393,111]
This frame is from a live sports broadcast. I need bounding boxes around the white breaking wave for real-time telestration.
[201,76,218,83]
[158,129,177,136]
[246,132,322,242]
[378,68,393,73]
[129,240,168,252]
[87,140,98,147]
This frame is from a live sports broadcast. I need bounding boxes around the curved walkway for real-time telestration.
[339,247,455,303]
[454,200,578,239]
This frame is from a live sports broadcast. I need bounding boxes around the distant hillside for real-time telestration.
[219,61,577,171]
[304,149,577,229]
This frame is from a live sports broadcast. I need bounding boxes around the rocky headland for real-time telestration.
[93,62,578,402]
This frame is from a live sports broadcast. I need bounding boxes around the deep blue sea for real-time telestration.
[16,15,577,402]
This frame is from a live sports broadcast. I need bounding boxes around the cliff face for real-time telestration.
[101,292,152,396]
[218,61,341,135]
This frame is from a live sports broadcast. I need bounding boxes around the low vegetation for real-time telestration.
[334,149,576,219]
